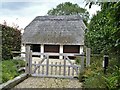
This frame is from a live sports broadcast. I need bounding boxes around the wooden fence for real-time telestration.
[12,46,91,78]
[30,52,84,78]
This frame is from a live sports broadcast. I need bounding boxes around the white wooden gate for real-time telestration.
[25,45,85,79]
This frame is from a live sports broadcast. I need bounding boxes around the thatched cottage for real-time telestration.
[21,15,86,59]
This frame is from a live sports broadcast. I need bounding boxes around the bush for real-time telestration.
[12,59,25,67]
[84,72,106,88]
[81,55,120,89]
[2,60,25,83]
[82,56,106,88]
[103,66,120,89]
[2,60,18,83]
[1,24,21,60]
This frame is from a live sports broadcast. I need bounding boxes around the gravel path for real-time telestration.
[13,77,83,88]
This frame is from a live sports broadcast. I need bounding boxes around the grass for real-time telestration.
[1,59,25,83]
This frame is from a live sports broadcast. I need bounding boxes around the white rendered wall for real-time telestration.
[41,44,44,58]
[80,45,83,54]
[21,44,25,58]
[59,45,63,59]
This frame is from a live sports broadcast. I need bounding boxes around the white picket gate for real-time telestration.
[31,55,82,78]
[25,45,85,79]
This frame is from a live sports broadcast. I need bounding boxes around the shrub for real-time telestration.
[12,59,25,67]
[81,55,120,89]
[2,60,25,83]
[1,24,21,60]
[84,72,106,88]
[103,65,120,89]
[82,56,106,88]
[2,60,18,83]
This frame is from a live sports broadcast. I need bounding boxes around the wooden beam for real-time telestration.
[64,56,66,76]
[32,63,81,68]
[86,48,91,67]
[46,55,49,75]
[32,52,84,56]
[80,52,84,73]
[25,45,30,74]
[29,50,32,75]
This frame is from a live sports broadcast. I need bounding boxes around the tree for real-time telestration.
[47,2,89,25]
[1,24,21,60]
[86,2,120,56]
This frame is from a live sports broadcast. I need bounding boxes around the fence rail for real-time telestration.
[32,60,80,78]
[12,47,91,78]
[32,52,84,56]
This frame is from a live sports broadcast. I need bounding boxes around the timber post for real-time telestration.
[29,50,32,75]
[25,44,31,74]
[80,52,84,73]
[46,54,49,75]
[86,48,91,67]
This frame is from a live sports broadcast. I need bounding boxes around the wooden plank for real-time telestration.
[68,66,70,76]
[32,57,46,73]
[42,65,44,74]
[51,62,53,75]
[40,56,47,64]
[29,50,32,75]
[64,56,66,76]
[32,63,81,68]
[32,52,84,56]
[66,56,73,64]
[86,48,91,67]
[12,51,85,57]
[12,51,26,54]
[80,52,84,73]
[72,63,75,76]
[59,62,61,75]
[66,56,80,74]
[25,45,30,74]
[46,55,49,75]
[34,61,37,73]
[55,62,57,75]
[38,61,40,74]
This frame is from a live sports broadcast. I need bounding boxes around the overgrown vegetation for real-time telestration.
[2,59,25,83]
[82,2,120,89]
[1,24,21,60]
[85,2,120,60]
[80,55,120,89]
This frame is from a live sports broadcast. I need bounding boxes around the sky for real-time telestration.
[0,0,101,29]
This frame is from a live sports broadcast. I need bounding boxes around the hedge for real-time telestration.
[1,24,21,60]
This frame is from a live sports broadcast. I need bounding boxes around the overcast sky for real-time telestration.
[0,0,101,29]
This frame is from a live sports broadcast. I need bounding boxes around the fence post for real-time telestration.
[29,50,32,75]
[103,55,109,74]
[46,55,49,75]
[25,44,30,74]
[86,48,91,67]
[80,52,84,73]
[64,55,66,76]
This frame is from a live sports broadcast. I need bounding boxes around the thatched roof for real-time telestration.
[22,15,86,45]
